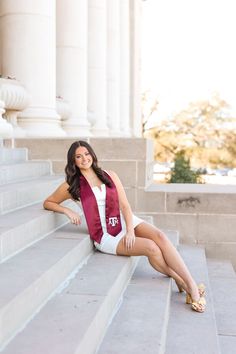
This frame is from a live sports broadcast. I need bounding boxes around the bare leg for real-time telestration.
[117,236,186,290]
[134,222,200,301]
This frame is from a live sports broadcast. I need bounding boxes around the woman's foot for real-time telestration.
[186,293,206,312]
[186,283,206,313]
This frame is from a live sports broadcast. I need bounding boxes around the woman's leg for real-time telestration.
[116,236,186,288]
[134,222,200,301]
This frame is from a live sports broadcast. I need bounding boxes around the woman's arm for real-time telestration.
[108,171,135,249]
[43,182,81,225]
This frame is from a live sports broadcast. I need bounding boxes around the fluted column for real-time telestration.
[0,0,65,137]
[130,0,142,137]
[88,0,109,135]
[107,0,121,136]
[56,0,91,137]
[120,0,131,136]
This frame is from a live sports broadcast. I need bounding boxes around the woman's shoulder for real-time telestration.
[59,180,70,189]
[105,170,121,184]
[104,169,117,178]
[55,181,71,197]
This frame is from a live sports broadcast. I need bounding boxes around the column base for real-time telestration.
[62,119,92,137]
[91,127,110,136]
[5,111,26,137]
[91,121,109,137]
[18,107,66,137]
[120,130,131,137]
[109,130,123,137]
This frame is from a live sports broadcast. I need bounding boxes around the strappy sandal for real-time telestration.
[198,283,206,297]
[186,293,206,313]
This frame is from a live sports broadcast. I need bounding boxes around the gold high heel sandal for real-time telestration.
[185,283,206,299]
[186,293,206,313]
[198,283,206,297]
[186,283,206,313]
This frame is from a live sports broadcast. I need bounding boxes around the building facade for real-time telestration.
[0,0,142,138]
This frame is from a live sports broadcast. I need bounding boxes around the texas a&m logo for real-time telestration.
[108,217,119,227]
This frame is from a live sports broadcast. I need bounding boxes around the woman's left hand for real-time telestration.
[123,231,136,251]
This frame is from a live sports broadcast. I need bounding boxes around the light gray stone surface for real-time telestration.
[136,189,165,212]
[97,256,172,354]
[1,253,139,354]
[165,245,220,354]
[153,213,198,244]
[0,222,93,349]
[0,200,80,262]
[166,192,236,214]
[219,335,236,354]
[207,258,236,353]
[0,148,27,164]
[147,182,236,194]
[207,259,235,278]
[205,244,236,272]
[0,161,51,185]
[0,175,63,214]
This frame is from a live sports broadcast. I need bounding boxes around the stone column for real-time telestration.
[0,0,65,137]
[130,0,142,137]
[107,0,121,136]
[88,0,109,135]
[120,0,131,136]
[56,0,91,137]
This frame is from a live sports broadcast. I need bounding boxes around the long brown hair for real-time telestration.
[65,140,111,200]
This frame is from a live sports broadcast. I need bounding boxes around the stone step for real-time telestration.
[1,251,139,354]
[0,222,93,350]
[0,175,64,215]
[0,148,27,165]
[97,230,178,354]
[207,258,236,354]
[0,161,52,185]
[165,245,221,354]
[0,200,82,263]
[97,256,172,354]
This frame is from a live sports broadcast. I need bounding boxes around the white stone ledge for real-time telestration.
[146,182,236,194]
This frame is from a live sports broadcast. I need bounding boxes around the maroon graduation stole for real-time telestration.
[79,171,122,243]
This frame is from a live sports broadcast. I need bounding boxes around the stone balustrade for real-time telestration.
[0,78,29,137]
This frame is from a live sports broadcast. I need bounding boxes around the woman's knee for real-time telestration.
[155,229,169,246]
[144,239,162,257]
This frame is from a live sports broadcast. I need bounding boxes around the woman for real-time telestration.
[43,140,206,312]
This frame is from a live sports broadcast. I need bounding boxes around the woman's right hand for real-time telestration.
[64,208,81,225]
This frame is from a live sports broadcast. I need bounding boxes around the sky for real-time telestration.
[141,0,236,125]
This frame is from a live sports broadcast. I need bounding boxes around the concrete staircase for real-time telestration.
[0,146,140,354]
[0,146,235,354]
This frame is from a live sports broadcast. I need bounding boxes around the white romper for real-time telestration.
[92,184,143,255]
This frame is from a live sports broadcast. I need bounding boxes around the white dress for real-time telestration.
[92,184,143,255]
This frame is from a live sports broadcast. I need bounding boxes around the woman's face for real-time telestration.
[74,146,93,170]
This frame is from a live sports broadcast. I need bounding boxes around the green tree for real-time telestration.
[168,151,202,183]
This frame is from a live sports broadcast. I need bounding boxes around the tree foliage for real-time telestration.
[143,92,236,168]
[167,151,202,183]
